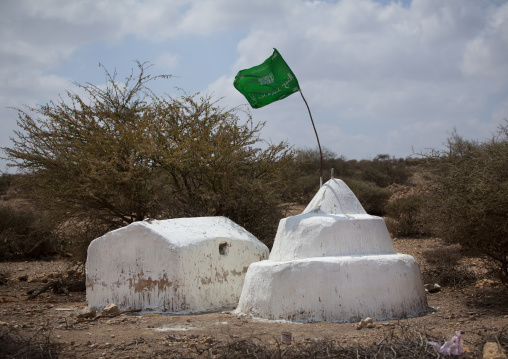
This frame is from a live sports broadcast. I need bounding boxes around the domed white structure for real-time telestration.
[234,179,428,322]
[86,216,268,313]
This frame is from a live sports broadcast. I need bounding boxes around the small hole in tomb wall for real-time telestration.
[219,242,229,255]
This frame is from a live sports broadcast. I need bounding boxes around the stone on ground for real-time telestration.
[483,342,508,359]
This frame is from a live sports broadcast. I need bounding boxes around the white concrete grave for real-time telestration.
[234,179,428,323]
[86,216,269,313]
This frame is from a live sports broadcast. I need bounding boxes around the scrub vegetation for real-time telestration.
[418,122,508,288]
[1,62,299,257]
[0,64,507,357]
[0,63,507,290]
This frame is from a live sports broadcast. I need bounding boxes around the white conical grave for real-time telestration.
[302,178,367,215]
[269,179,396,261]
[235,178,428,322]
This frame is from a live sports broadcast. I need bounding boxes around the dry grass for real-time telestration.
[0,269,9,285]
[0,324,59,359]
[3,321,506,358]
[160,323,471,358]
[186,325,508,358]
[421,244,481,288]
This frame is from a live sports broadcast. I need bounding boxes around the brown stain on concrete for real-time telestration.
[230,266,249,276]
[201,277,212,285]
[129,273,173,293]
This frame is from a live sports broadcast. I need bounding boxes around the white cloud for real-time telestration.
[491,95,508,124]
[219,0,507,159]
[461,2,508,83]
[155,52,179,70]
[1,0,508,172]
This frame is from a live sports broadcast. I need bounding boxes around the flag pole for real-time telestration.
[299,90,323,187]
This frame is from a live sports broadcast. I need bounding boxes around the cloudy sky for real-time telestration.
[1,0,507,172]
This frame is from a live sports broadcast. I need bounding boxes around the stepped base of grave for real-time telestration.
[234,253,428,323]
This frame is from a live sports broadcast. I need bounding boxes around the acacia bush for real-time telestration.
[420,122,508,288]
[0,173,15,197]
[294,147,347,200]
[1,62,299,253]
[343,178,392,216]
[421,244,479,288]
[294,148,394,215]
[0,205,58,259]
[358,154,412,188]
[385,195,425,237]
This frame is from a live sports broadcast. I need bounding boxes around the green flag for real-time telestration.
[233,48,300,109]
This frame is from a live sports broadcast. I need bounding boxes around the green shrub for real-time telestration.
[294,174,320,203]
[421,244,479,288]
[294,148,406,210]
[385,195,425,237]
[294,147,349,203]
[359,167,392,188]
[420,122,508,288]
[0,173,14,196]
[344,178,392,216]
[355,154,412,188]
[1,62,299,253]
[0,205,59,259]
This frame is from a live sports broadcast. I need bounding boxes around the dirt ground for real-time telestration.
[1,237,507,358]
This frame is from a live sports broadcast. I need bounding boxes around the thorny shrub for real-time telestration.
[1,62,299,253]
[385,195,425,237]
[0,205,59,259]
[421,244,479,288]
[419,121,508,289]
[161,323,495,358]
[0,324,58,358]
[344,178,392,216]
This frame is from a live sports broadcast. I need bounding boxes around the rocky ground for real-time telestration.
[0,237,507,358]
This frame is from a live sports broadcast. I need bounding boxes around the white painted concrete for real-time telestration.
[269,214,395,261]
[236,254,427,322]
[302,178,367,215]
[86,216,269,313]
[235,179,428,322]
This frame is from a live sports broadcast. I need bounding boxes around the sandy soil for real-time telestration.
[1,237,507,358]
